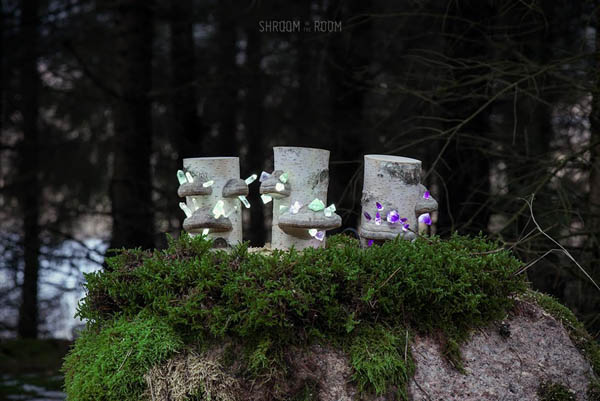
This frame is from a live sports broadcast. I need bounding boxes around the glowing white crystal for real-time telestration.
[275,182,285,192]
[212,200,225,218]
[179,202,192,218]
[245,174,258,185]
[261,194,273,204]
[279,204,288,213]
[202,180,214,188]
[185,172,194,183]
[191,197,199,211]
[239,195,251,208]
[308,228,318,237]
[324,204,336,217]
[290,201,302,214]
[202,228,209,236]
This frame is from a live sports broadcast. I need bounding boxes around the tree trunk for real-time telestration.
[109,0,155,251]
[242,10,266,246]
[17,0,40,339]
[589,4,600,259]
[326,0,372,230]
[211,0,237,156]
[171,0,202,160]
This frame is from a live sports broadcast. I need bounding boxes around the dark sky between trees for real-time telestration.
[1,0,600,340]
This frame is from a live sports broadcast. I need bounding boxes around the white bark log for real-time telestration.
[181,157,242,246]
[359,155,437,246]
[267,147,340,250]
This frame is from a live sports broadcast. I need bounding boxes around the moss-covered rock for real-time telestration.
[62,233,598,400]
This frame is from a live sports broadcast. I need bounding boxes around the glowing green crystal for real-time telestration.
[308,198,325,212]
[261,194,273,204]
[177,170,187,185]
[279,172,289,183]
[324,204,336,217]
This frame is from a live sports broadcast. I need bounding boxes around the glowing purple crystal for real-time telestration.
[402,223,410,231]
[400,217,408,223]
[375,211,382,225]
[364,211,372,221]
[386,210,400,224]
[376,202,383,211]
[419,213,432,226]
[367,239,374,247]
[423,191,430,200]
[315,230,325,241]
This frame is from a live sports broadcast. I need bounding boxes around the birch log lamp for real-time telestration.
[177,157,246,247]
[260,146,341,250]
[358,155,438,246]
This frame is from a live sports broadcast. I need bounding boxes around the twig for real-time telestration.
[517,196,600,292]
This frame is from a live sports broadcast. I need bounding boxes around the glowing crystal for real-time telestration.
[308,198,325,211]
[177,170,187,185]
[202,180,214,188]
[259,171,271,182]
[367,239,374,247]
[245,174,258,185]
[315,231,325,241]
[423,191,430,200]
[239,195,251,208]
[418,213,432,226]
[261,194,273,204]
[364,212,372,221]
[376,202,383,211]
[279,205,288,213]
[185,172,194,183]
[191,197,199,211]
[290,201,302,214]
[386,210,399,224]
[202,228,209,236]
[402,223,410,231]
[324,204,336,217]
[212,200,225,218]
[279,172,289,183]
[375,211,382,225]
[308,228,318,237]
[275,182,285,192]
[179,202,192,218]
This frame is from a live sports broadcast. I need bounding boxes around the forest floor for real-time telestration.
[0,339,69,401]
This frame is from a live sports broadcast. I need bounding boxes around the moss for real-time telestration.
[347,324,414,399]
[525,291,600,379]
[537,381,576,401]
[589,380,600,401]
[63,313,182,401]
[65,232,527,400]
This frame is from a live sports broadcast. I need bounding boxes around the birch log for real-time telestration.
[180,157,243,246]
[262,147,341,250]
[359,155,437,246]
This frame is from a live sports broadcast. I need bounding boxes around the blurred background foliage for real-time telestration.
[0,0,599,341]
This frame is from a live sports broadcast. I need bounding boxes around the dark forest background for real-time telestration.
[1,0,600,341]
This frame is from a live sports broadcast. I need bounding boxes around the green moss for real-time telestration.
[525,291,600,375]
[537,382,576,401]
[65,232,527,400]
[62,313,182,401]
[347,324,414,399]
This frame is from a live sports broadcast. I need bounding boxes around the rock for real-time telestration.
[144,300,596,400]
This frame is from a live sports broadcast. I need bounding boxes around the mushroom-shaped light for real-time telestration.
[259,170,291,198]
[177,181,213,198]
[182,206,233,233]
[222,178,249,198]
[278,205,341,239]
